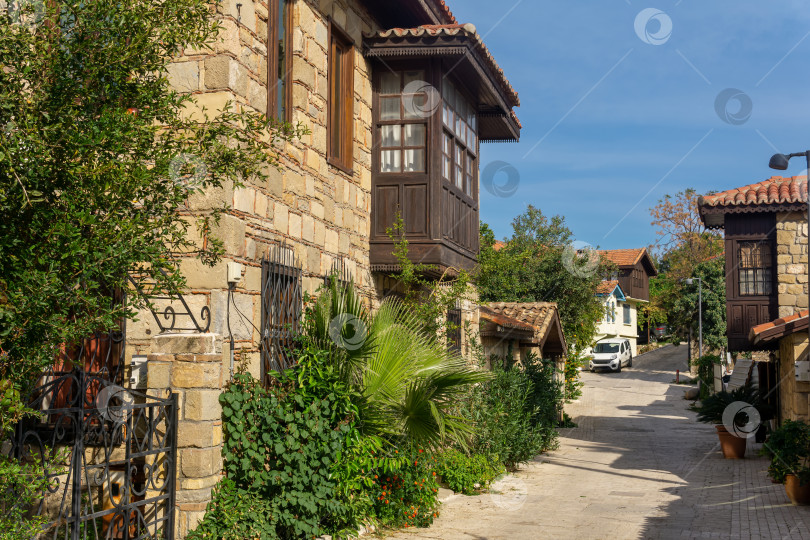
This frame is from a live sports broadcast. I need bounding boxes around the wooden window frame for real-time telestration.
[377,69,430,175]
[267,0,292,122]
[327,22,354,174]
[738,241,773,296]
[440,78,478,202]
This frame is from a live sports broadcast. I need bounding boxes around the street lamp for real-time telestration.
[685,278,703,360]
[769,152,810,331]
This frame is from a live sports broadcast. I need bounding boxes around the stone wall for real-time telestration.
[778,332,810,422]
[127,0,384,380]
[776,212,809,318]
[146,334,225,538]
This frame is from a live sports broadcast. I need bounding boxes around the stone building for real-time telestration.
[126,0,521,536]
[698,175,809,423]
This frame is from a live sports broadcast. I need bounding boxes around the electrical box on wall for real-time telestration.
[130,355,148,390]
[227,262,243,284]
[796,360,810,383]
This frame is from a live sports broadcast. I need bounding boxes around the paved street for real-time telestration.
[386,345,810,539]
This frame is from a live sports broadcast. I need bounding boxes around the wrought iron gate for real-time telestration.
[6,328,177,539]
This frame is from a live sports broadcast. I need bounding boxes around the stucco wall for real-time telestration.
[594,296,639,355]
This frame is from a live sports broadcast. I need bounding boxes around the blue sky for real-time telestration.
[450,1,810,250]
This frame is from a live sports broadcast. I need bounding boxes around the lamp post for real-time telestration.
[685,278,703,360]
[769,151,810,349]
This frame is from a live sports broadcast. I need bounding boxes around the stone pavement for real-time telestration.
[384,345,810,539]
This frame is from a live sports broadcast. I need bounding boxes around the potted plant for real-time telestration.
[760,420,810,505]
[692,383,763,459]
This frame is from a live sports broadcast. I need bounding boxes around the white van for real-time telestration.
[589,338,632,373]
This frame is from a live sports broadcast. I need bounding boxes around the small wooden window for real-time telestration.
[447,308,462,354]
[739,242,773,296]
[267,0,292,121]
[328,23,354,173]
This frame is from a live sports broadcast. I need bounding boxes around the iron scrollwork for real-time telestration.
[128,268,210,333]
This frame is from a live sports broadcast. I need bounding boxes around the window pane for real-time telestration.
[403,70,425,89]
[380,71,400,94]
[381,150,401,173]
[443,80,455,107]
[443,102,452,128]
[381,124,401,147]
[403,94,427,119]
[455,164,463,189]
[404,149,425,172]
[380,96,400,120]
[443,155,451,180]
[404,124,425,146]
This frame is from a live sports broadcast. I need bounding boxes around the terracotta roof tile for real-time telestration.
[749,310,809,345]
[431,0,456,24]
[368,24,519,108]
[597,248,646,267]
[596,280,620,295]
[479,306,536,332]
[700,176,808,208]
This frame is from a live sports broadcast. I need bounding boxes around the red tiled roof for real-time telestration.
[430,0,457,24]
[596,280,620,295]
[749,310,810,345]
[598,248,646,267]
[700,176,808,209]
[479,306,536,333]
[369,24,519,108]
[485,302,567,354]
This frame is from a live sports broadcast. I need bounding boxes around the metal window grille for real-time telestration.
[447,308,462,354]
[261,245,302,382]
[739,242,773,296]
[323,257,352,288]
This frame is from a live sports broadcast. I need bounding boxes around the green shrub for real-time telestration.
[212,370,350,539]
[465,363,549,469]
[693,354,721,399]
[760,420,810,484]
[188,478,278,540]
[435,449,505,495]
[370,445,440,529]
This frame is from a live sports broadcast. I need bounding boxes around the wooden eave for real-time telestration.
[699,202,807,230]
[362,33,520,142]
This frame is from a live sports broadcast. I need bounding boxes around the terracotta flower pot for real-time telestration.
[785,474,810,505]
[715,424,747,459]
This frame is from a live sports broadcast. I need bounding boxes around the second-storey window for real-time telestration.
[267,0,291,121]
[623,304,631,325]
[441,80,476,197]
[328,24,354,173]
[378,70,428,173]
[739,242,773,295]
